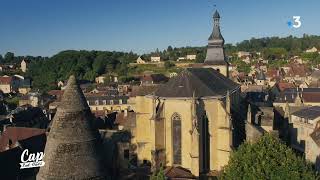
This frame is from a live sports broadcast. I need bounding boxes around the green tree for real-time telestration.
[221,134,318,180]
[262,48,288,60]
[150,166,165,180]
[0,55,3,63]
[4,52,14,63]
[196,52,205,63]
[164,61,175,69]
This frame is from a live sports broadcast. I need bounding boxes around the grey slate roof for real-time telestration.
[291,106,320,120]
[154,68,239,98]
[213,10,220,18]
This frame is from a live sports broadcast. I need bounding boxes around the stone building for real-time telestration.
[0,76,19,93]
[256,70,266,86]
[134,68,241,176]
[37,75,107,179]
[20,59,29,73]
[86,95,131,112]
[203,10,229,77]
[290,106,320,153]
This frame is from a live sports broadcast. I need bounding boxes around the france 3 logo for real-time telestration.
[287,16,301,29]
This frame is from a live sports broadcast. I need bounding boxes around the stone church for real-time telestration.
[134,10,242,176]
[37,76,107,179]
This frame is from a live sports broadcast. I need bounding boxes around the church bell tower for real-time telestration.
[204,10,229,77]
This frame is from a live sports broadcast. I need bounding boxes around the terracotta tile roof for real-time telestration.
[114,111,136,128]
[241,85,266,93]
[141,74,169,84]
[266,69,279,78]
[286,64,311,77]
[48,90,64,96]
[277,82,295,92]
[164,166,196,179]
[0,76,12,84]
[0,127,46,152]
[302,93,320,103]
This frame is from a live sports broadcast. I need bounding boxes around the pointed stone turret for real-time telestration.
[37,75,106,180]
[247,104,252,124]
[204,10,229,77]
[294,89,303,106]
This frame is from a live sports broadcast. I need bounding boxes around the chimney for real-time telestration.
[124,109,128,117]
[2,124,7,133]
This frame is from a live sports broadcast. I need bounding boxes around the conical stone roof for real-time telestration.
[37,75,107,180]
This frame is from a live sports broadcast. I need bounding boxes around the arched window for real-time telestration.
[172,113,182,165]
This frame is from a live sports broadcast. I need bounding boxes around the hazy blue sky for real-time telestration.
[0,0,319,57]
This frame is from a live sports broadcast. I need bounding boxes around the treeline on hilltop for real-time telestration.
[0,52,48,64]
[144,34,320,62]
[1,34,320,91]
[26,50,138,91]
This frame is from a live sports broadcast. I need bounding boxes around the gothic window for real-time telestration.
[172,112,182,165]
[124,149,129,159]
[199,113,210,173]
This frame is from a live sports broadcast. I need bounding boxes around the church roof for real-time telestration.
[291,106,320,120]
[154,68,239,98]
[37,75,107,179]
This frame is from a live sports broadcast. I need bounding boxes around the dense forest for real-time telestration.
[0,34,320,91]
[25,50,138,91]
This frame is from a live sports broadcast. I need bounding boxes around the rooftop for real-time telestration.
[154,68,239,98]
[292,106,320,120]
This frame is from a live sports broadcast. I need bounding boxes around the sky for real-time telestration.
[0,0,319,57]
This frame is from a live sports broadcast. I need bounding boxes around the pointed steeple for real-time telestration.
[208,10,224,43]
[213,10,220,18]
[204,9,228,72]
[37,75,107,179]
[294,88,303,106]
[285,102,292,123]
